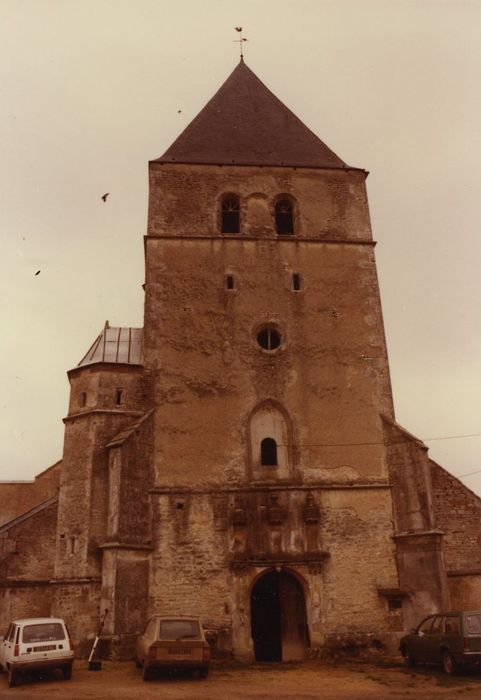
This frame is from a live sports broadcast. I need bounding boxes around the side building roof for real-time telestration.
[0,495,58,535]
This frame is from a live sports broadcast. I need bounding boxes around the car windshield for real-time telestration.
[22,623,66,643]
[466,614,481,635]
[158,619,200,640]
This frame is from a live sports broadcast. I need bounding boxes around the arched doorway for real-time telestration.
[250,569,308,662]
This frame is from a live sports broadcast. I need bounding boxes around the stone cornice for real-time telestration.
[150,481,391,496]
[63,409,144,424]
[144,234,375,246]
[99,542,154,552]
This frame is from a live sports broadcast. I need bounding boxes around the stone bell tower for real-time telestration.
[139,59,446,660]
[4,58,478,660]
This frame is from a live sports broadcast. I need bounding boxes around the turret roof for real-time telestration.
[77,322,143,367]
[156,60,351,169]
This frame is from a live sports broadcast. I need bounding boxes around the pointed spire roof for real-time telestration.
[156,60,352,169]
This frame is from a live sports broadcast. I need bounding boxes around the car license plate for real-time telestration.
[168,647,191,655]
[33,645,56,652]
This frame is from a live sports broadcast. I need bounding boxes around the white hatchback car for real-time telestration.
[0,617,74,687]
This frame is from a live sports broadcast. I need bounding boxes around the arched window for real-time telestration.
[249,402,292,480]
[261,437,278,466]
[275,198,294,235]
[221,196,240,233]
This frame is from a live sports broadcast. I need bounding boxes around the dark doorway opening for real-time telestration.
[251,570,308,662]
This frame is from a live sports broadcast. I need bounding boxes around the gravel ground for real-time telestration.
[1,657,481,699]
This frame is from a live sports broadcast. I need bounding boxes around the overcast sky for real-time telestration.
[1,0,480,494]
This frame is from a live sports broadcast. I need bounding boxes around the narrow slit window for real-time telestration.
[261,437,278,466]
[226,274,234,290]
[292,273,301,291]
[115,389,123,405]
[221,196,240,233]
[79,392,87,408]
[275,199,294,235]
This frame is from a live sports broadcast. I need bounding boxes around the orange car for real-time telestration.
[135,616,210,680]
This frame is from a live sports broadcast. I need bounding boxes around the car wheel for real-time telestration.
[8,666,18,688]
[62,662,73,680]
[442,650,459,675]
[401,646,416,667]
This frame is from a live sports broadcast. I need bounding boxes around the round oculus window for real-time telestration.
[257,327,282,351]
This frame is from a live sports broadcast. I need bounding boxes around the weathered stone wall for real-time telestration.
[98,414,154,657]
[105,416,154,545]
[52,364,153,649]
[430,460,481,572]
[147,485,399,658]
[383,418,451,627]
[55,365,150,581]
[0,501,57,633]
[67,364,149,416]
[144,166,393,492]
[100,549,150,659]
[321,488,398,638]
[51,581,102,656]
[0,461,61,527]
[0,500,57,583]
[140,162,401,657]
[448,573,481,611]
[430,460,481,610]
[149,492,231,626]
[383,418,435,534]
[0,586,53,636]
[148,164,372,241]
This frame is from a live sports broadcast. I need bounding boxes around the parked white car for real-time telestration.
[0,617,74,687]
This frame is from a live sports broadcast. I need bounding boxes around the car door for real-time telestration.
[410,616,435,662]
[1,624,16,668]
[0,624,11,668]
[426,615,444,663]
[138,618,157,663]
[444,614,461,656]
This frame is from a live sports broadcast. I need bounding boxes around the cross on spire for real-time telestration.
[234,26,247,60]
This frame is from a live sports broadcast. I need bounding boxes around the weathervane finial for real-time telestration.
[234,26,247,61]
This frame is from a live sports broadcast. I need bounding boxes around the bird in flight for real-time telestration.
[101,193,109,202]
[35,270,41,276]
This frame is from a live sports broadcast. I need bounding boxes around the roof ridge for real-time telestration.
[106,408,155,448]
[0,495,59,534]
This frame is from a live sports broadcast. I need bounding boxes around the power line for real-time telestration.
[284,432,481,449]
[457,469,481,479]
[424,433,481,443]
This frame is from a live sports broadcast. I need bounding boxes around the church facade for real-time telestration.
[1,60,481,661]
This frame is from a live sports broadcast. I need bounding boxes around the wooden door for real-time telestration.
[279,573,308,661]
